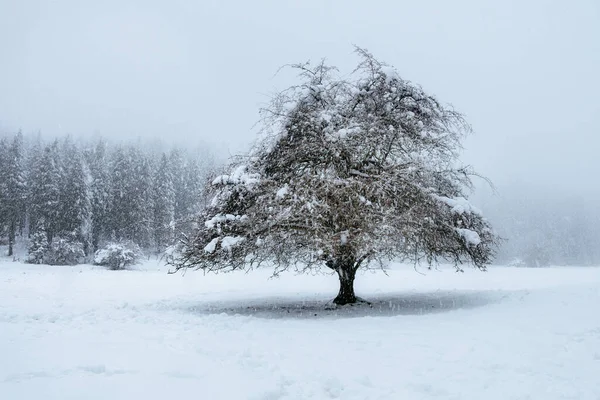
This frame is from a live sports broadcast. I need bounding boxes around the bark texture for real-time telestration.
[333,260,357,305]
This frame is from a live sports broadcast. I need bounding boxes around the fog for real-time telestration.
[1,0,599,265]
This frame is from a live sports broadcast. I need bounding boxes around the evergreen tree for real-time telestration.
[128,147,154,248]
[153,153,175,252]
[25,137,43,236]
[57,142,90,251]
[0,137,9,244]
[89,140,110,251]
[3,132,27,256]
[1,133,215,260]
[182,157,204,217]
[107,146,132,241]
[29,142,61,243]
[169,149,186,221]
[27,219,48,264]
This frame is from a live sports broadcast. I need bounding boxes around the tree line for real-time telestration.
[476,186,600,267]
[0,132,213,260]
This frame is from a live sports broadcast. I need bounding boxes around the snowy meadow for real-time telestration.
[1,1,599,398]
[1,259,599,400]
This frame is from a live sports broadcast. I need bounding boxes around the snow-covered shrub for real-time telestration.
[26,230,49,264]
[94,242,142,270]
[44,237,86,265]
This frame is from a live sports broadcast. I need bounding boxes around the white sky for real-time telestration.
[1,0,599,191]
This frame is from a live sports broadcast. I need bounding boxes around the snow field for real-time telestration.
[1,262,599,399]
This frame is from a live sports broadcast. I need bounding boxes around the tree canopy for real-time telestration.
[168,48,499,304]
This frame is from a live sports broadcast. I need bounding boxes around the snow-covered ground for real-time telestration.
[1,261,599,400]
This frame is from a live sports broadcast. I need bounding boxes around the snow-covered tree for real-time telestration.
[168,49,499,304]
[169,149,187,221]
[0,137,9,243]
[26,219,48,264]
[153,153,175,252]
[0,132,27,256]
[128,147,154,248]
[25,137,43,236]
[1,131,214,259]
[28,142,61,243]
[44,234,85,265]
[184,154,212,216]
[107,146,132,241]
[88,140,110,251]
[106,146,154,246]
[57,141,90,251]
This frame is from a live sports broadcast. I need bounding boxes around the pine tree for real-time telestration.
[182,157,204,217]
[153,153,175,252]
[169,149,186,221]
[57,142,90,251]
[28,142,61,243]
[128,147,154,248]
[3,132,27,256]
[27,219,48,264]
[107,146,131,241]
[25,137,42,236]
[0,137,9,245]
[3,133,216,259]
[89,140,110,251]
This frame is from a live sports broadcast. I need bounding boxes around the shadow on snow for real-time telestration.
[186,290,518,320]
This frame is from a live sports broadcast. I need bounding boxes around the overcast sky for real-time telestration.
[1,0,599,192]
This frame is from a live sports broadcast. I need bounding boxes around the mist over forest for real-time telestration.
[0,131,215,263]
[1,0,599,267]
[475,184,600,266]
[1,127,598,267]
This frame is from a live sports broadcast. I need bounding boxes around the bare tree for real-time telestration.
[168,48,499,305]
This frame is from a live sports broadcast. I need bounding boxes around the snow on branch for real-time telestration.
[432,195,483,216]
[168,47,499,278]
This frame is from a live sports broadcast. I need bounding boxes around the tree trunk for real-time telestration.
[333,264,357,305]
[7,221,15,257]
